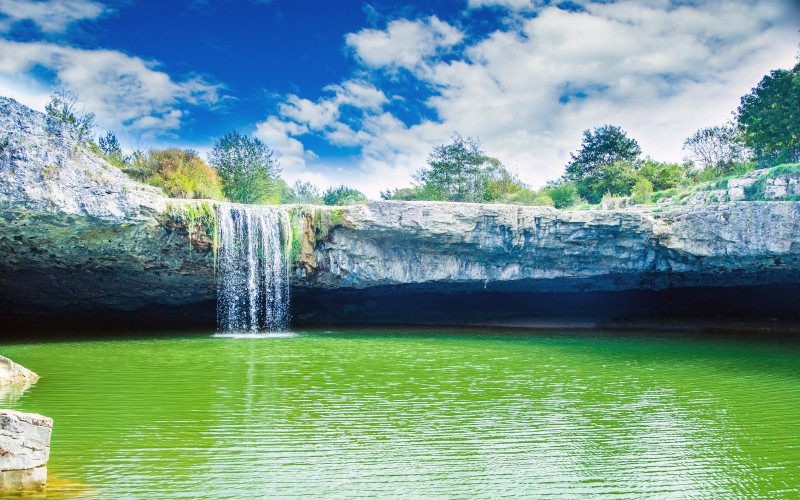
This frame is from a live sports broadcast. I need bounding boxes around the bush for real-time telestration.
[322,185,368,205]
[542,180,580,209]
[126,149,225,200]
[209,131,280,204]
[575,161,638,204]
[495,189,554,206]
[632,178,653,204]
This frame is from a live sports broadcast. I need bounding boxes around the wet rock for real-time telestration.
[0,355,38,384]
[0,409,52,491]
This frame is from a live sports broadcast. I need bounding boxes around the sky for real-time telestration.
[0,0,798,197]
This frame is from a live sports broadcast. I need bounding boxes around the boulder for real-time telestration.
[0,409,52,491]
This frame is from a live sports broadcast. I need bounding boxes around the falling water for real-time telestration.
[217,205,292,332]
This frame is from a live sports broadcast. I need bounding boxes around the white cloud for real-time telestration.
[0,40,222,132]
[467,0,538,10]
[345,16,463,69]
[0,0,105,33]
[255,0,800,198]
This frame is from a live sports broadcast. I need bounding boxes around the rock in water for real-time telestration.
[0,355,39,384]
[0,409,52,491]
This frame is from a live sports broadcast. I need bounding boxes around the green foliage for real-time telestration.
[97,131,126,167]
[209,131,280,204]
[413,134,525,203]
[45,87,95,141]
[565,125,641,181]
[682,124,750,173]
[127,149,225,200]
[291,180,323,204]
[636,160,689,191]
[322,185,368,206]
[574,161,638,204]
[737,62,800,164]
[495,189,554,206]
[632,178,653,204]
[381,187,423,201]
[542,180,580,209]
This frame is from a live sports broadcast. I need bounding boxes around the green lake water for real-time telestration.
[1,328,799,499]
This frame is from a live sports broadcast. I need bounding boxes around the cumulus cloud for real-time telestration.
[0,0,106,33]
[0,40,222,132]
[345,16,463,69]
[257,0,800,197]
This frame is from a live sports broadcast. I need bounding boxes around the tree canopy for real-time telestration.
[736,62,800,164]
[208,131,280,204]
[565,125,641,181]
[412,134,524,203]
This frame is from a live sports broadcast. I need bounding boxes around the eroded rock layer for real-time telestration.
[2,96,800,326]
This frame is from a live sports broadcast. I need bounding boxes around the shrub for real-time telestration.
[209,131,280,204]
[542,180,580,209]
[632,178,653,204]
[496,189,554,206]
[128,149,225,200]
[322,185,368,205]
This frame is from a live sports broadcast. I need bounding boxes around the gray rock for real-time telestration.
[0,355,38,384]
[1,95,800,316]
[0,409,52,491]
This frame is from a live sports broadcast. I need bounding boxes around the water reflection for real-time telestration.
[0,379,35,405]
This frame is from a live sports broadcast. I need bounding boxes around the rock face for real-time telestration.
[297,201,800,292]
[2,95,800,324]
[0,96,214,315]
[0,409,52,491]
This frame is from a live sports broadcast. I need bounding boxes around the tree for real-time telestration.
[564,125,642,204]
[414,135,489,202]
[736,62,800,164]
[208,131,280,204]
[322,185,368,206]
[542,180,580,209]
[565,125,641,181]
[98,131,125,166]
[45,87,95,140]
[291,180,323,204]
[414,134,524,203]
[682,124,749,172]
[636,159,689,191]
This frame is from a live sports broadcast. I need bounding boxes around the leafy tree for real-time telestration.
[737,62,800,164]
[291,180,323,204]
[322,185,368,205]
[45,87,95,140]
[542,180,580,209]
[414,134,525,203]
[682,124,749,172]
[565,125,641,181]
[576,161,638,204]
[208,131,280,204]
[636,160,689,191]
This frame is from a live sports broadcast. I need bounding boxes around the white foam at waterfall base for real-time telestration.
[216,205,292,333]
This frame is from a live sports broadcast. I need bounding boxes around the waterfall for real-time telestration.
[217,205,292,332]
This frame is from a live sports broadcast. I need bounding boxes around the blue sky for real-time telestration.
[0,0,798,197]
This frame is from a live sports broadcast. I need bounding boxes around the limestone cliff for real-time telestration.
[1,96,799,323]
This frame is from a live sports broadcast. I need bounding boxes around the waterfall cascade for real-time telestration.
[216,205,292,332]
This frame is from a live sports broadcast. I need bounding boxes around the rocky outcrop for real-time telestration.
[1,95,800,323]
[0,356,38,384]
[0,410,52,491]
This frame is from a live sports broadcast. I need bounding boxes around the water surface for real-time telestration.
[2,329,799,498]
